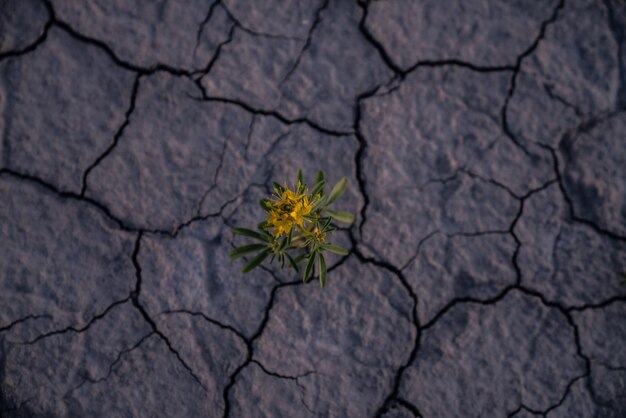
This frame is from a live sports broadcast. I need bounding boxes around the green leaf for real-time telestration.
[259,199,273,212]
[290,236,306,248]
[619,272,626,286]
[326,177,348,205]
[232,227,271,242]
[293,253,308,264]
[303,252,316,283]
[278,236,289,252]
[318,252,327,288]
[229,243,268,259]
[315,170,325,186]
[297,169,304,187]
[310,197,326,214]
[273,182,285,193]
[310,179,325,199]
[286,253,300,272]
[325,209,354,224]
[242,249,270,273]
[322,244,349,256]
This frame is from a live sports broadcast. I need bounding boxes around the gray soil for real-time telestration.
[1,0,625,417]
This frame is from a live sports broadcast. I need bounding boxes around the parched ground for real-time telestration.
[1,0,625,417]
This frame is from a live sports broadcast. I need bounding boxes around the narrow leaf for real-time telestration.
[326,177,348,205]
[318,252,327,288]
[232,227,271,242]
[325,209,355,224]
[310,197,326,214]
[303,252,316,283]
[273,182,285,193]
[259,199,273,212]
[290,236,306,248]
[278,236,289,251]
[229,243,268,259]
[297,169,304,187]
[293,253,308,264]
[242,250,270,273]
[322,244,349,256]
[310,180,325,199]
[315,170,325,186]
[286,253,300,272]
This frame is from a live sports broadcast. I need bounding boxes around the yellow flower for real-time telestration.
[310,227,325,243]
[266,185,313,238]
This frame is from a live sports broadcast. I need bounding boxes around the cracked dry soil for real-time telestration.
[1,0,626,417]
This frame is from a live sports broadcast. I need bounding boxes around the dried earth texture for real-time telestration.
[1,0,625,417]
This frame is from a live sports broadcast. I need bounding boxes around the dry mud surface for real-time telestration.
[1,0,626,417]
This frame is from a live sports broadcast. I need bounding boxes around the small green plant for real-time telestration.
[619,272,626,286]
[229,170,354,287]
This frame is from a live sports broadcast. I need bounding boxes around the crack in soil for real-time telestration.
[80,74,142,196]
[278,0,330,87]
[501,0,566,158]
[0,314,52,334]
[18,299,129,346]
[130,232,207,391]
